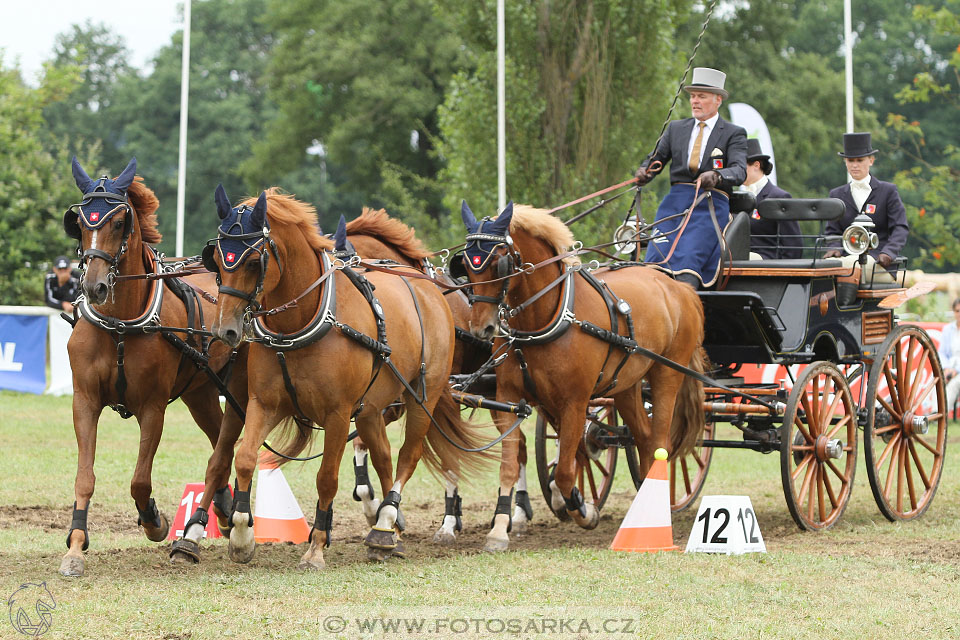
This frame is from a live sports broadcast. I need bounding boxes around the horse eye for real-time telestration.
[113,218,123,230]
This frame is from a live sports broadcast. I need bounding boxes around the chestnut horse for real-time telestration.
[60,158,245,576]
[205,187,477,569]
[458,201,706,551]
[336,209,497,544]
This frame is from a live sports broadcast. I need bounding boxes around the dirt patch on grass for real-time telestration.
[0,504,140,536]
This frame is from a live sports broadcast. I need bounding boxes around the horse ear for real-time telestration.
[250,191,268,228]
[460,200,478,232]
[333,214,348,250]
[214,184,231,220]
[114,157,137,191]
[490,201,514,235]
[71,156,94,193]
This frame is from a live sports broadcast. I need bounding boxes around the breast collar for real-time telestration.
[77,245,165,334]
[499,266,577,345]
[250,251,338,351]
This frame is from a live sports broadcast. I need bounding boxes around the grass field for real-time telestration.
[2,390,959,639]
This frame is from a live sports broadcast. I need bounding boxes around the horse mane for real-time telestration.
[240,187,334,252]
[345,207,432,260]
[508,205,581,266]
[127,177,162,244]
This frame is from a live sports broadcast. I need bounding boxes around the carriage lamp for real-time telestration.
[841,214,879,259]
[613,219,649,255]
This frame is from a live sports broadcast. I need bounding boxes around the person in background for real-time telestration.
[44,255,81,313]
[740,138,802,259]
[939,297,960,418]
[634,67,747,289]
[823,132,909,282]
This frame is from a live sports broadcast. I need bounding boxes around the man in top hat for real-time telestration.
[634,67,747,288]
[823,132,908,282]
[740,138,802,259]
[44,255,82,313]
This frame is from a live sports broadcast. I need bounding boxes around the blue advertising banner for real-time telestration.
[0,314,48,394]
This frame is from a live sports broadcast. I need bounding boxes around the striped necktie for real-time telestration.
[689,121,706,174]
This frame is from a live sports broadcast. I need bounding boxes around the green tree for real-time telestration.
[0,62,88,304]
[251,0,467,233]
[435,0,696,248]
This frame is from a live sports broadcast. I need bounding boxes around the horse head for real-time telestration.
[205,185,276,348]
[65,156,138,305]
[458,200,517,340]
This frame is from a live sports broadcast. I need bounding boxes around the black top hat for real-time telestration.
[54,256,71,270]
[745,138,773,174]
[838,132,879,158]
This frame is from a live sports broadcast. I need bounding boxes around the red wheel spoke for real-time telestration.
[806,463,817,522]
[679,458,693,494]
[904,444,918,511]
[826,459,849,485]
[817,464,827,522]
[873,423,901,437]
[877,395,902,422]
[897,438,907,513]
[906,376,936,415]
[820,385,844,432]
[822,467,839,508]
[883,359,903,416]
[826,414,852,440]
[791,451,814,482]
[799,392,814,431]
[585,462,598,501]
[907,439,932,490]
[798,457,815,506]
[876,431,901,469]
[882,436,901,499]
[915,433,941,455]
[902,344,927,408]
[793,414,814,444]
[592,457,610,478]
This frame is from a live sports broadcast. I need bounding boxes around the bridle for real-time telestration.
[455,225,525,309]
[63,176,135,301]
[201,205,284,318]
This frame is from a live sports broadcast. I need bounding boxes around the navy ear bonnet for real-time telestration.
[460,200,514,272]
[332,214,356,259]
[203,186,268,273]
[64,157,137,239]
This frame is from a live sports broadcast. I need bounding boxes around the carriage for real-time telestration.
[523,193,947,532]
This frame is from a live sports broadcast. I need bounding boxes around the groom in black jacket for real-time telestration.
[824,132,909,282]
[635,67,747,288]
[740,138,801,259]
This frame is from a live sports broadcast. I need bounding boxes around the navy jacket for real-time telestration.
[641,116,748,195]
[750,181,802,259]
[826,176,909,259]
[44,269,82,310]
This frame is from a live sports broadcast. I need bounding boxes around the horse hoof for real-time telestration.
[169,539,200,565]
[228,543,256,564]
[391,539,406,559]
[549,481,570,521]
[228,528,256,564]
[142,511,170,543]
[483,533,510,553]
[364,527,397,550]
[297,556,326,571]
[58,554,85,577]
[432,529,457,546]
[512,512,530,535]
[366,546,390,563]
[570,504,600,530]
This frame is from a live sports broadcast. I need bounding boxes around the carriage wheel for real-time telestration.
[670,421,715,512]
[780,361,857,531]
[534,405,621,521]
[864,325,947,521]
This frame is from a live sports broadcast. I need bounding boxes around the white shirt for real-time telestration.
[848,174,872,211]
[687,113,719,170]
[743,175,769,197]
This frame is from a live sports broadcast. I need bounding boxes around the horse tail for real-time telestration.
[420,387,495,481]
[266,416,317,467]
[670,345,707,460]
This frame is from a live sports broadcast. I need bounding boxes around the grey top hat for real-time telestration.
[838,132,879,158]
[746,138,773,174]
[683,67,728,99]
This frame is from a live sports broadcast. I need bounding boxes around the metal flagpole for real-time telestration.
[844,0,854,132]
[497,0,506,211]
[175,0,192,256]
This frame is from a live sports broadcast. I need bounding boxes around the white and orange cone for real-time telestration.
[610,448,678,552]
[253,448,311,544]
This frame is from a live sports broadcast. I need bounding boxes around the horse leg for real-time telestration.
[298,418,351,570]
[170,399,245,565]
[613,384,657,484]
[350,437,381,527]
[511,430,533,534]
[432,472,462,546]
[130,405,172,543]
[59,395,103,577]
[364,400,432,560]
[485,408,522,552]
[552,401,600,530]
[227,400,279,564]
[356,413,393,528]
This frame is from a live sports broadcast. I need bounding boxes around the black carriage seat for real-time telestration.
[721,192,756,262]
[725,198,846,271]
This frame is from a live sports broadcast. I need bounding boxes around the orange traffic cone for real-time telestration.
[610,448,678,552]
[253,448,311,543]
